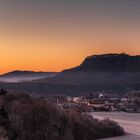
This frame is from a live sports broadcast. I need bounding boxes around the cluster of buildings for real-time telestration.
[48,92,140,113]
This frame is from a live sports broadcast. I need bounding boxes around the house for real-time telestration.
[121,98,128,102]
[73,97,81,103]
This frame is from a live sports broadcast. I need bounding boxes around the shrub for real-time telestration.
[73,114,124,140]
[96,119,124,139]
[0,91,124,140]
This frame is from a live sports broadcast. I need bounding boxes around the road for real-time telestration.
[90,112,140,139]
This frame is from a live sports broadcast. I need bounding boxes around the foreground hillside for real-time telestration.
[0,90,124,140]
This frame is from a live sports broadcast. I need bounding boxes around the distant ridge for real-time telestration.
[36,53,140,84]
[63,53,140,72]
[0,53,140,95]
[0,70,58,83]
[26,53,140,95]
[0,70,56,77]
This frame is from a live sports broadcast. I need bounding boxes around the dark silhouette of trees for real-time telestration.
[0,90,124,140]
[0,89,7,96]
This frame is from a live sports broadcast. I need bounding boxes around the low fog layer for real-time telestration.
[0,76,50,83]
[0,71,58,83]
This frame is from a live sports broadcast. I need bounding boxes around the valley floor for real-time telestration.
[100,134,140,140]
[90,112,140,140]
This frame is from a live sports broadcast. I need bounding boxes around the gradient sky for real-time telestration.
[0,0,140,73]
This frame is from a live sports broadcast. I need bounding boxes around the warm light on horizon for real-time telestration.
[0,0,140,74]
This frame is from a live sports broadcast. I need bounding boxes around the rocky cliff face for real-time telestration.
[63,53,140,72]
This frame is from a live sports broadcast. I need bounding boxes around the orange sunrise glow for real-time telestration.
[0,0,140,74]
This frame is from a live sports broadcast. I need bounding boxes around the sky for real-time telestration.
[0,0,140,73]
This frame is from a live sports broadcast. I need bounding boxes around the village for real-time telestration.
[0,88,140,113]
[48,91,140,113]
